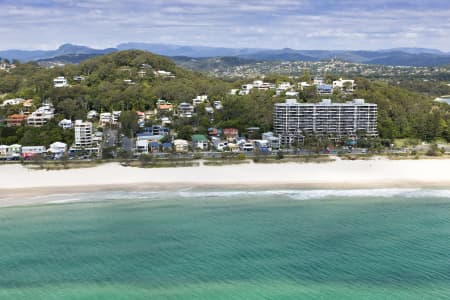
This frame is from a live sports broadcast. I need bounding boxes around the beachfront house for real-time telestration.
[273,98,378,145]
[262,132,281,150]
[191,134,209,150]
[0,145,21,159]
[285,91,299,98]
[22,146,46,159]
[173,139,189,152]
[135,133,165,154]
[192,95,208,106]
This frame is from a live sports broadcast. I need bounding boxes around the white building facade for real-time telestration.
[273,99,378,145]
[74,120,93,148]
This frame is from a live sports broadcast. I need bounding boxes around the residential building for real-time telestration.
[333,78,355,92]
[313,77,325,85]
[192,95,208,106]
[240,84,253,95]
[74,120,93,148]
[0,144,22,159]
[157,100,174,114]
[191,134,209,150]
[58,119,73,129]
[27,104,55,127]
[223,128,239,141]
[99,113,112,127]
[22,99,34,114]
[112,111,121,124]
[229,89,240,95]
[277,82,292,90]
[87,110,98,119]
[298,82,311,90]
[1,98,25,107]
[178,102,194,118]
[0,145,8,158]
[317,84,333,95]
[141,125,169,136]
[155,70,175,78]
[8,144,22,159]
[73,75,85,82]
[136,111,145,127]
[7,114,27,126]
[136,132,164,154]
[22,146,46,159]
[262,132,281,150]
[273,99,378,145]
[48,142,67,158]
[213,101,223,110]
[173,139,189,152]
[53,76,68,88]
[285,91,299,98]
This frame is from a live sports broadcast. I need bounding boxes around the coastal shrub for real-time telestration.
[276,151,284,160]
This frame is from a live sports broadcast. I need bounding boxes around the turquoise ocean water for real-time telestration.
[1,189,450,299]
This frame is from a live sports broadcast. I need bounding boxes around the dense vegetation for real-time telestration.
[1,50,449,148]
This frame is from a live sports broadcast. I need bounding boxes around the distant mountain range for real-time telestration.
[0,44,116,63]
[1,43,450,67]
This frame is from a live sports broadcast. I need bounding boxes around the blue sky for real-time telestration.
[1,0,449,51]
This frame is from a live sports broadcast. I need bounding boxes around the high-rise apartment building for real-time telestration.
[74,120,93,148]
[273,99,377,145]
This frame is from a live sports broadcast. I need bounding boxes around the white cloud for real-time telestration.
[0,0,449,51]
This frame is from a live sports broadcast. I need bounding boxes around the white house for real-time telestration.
[313,77,325,85]
[285,91,299,98]
[1,98,25,107]
[58,119,73,129]
[277,82,292,90]
[178,103,194,118]
[298,82,311,90]
[240,84,254,95]
[333,78,355,92]
[229,89,240,95]
[112,111,121,124]
[27,104,55,127]
[192,95,208,106]
[173,139,189,152]
[53,76,68,88]
[213,101,223,110]
[49,142,67,158]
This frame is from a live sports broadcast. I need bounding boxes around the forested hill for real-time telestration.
[0,50,449,146]
[0,50,231,119]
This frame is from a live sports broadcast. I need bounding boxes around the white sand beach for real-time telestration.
[1,157,450,206]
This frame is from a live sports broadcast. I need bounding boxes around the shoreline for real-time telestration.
[2,158,450,207]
